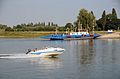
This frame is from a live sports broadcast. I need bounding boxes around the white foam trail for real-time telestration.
[0,54,42,59]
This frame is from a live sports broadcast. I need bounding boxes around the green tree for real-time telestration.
[87,11,96,33]
[48,22,50,26]
[51,22,54,26]
[5,27,14,31]
[0,24,7,29]
[101,10,106,30]
[112,8,117,20]
[75,8,96,33]
[65,23,73,32]
[77,9,88,30]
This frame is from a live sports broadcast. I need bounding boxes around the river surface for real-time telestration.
[0,38,120,79]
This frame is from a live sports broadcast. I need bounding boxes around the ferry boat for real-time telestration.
[26,47,65,57]
[40,31,100,40]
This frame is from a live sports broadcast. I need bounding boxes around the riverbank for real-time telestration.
[0,31,120,39]
[98,32,120,39]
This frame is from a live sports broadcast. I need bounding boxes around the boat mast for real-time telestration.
[55,26,58,34]
[92,19,95,34]
[78,21,82,32]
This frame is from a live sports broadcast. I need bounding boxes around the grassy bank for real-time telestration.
[95,31,107,35]
[0,31,55,38]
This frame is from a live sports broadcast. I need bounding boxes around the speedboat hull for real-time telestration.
[39,52,63,57]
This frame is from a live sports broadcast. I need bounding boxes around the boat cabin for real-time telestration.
[70,32,89,35]
[69,29,89,35]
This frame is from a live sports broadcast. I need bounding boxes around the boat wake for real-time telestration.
[0,54,42,59]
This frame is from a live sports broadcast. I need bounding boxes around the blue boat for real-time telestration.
[40,31,100,40]
[41,34,66,40]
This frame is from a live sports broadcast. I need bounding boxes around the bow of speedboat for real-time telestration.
[55,48,65,52]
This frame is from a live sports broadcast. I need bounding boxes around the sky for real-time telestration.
[0,0,120,26]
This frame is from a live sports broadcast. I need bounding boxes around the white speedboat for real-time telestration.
[26,47,65,57]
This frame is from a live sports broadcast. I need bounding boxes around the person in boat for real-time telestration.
[26,49,31,54]
[35,48,37,51]
[33,48,37,52]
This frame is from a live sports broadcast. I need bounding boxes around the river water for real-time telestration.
[0,38,120,79]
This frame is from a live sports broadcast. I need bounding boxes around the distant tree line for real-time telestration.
[0,8,120,32]
[0,22,66,32]
[0,24,7,29]
[12,22,58,31]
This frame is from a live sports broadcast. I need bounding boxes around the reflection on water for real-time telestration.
[29,57,63,69]
[79,40,95,64]
[70,40,95,64]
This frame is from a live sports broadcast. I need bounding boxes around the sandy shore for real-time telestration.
[98,32,120,39]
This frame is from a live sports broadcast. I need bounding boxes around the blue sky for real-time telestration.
[0,0,119,26]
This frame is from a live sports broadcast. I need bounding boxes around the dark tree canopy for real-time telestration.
[96,8,119,31]
[112,8,117,20]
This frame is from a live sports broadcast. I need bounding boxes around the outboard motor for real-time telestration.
[26,49,31,54]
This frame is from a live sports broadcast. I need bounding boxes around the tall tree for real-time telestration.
[75,8,96,32]
[101,10,106,30]
[48,22,51,26]
[112,8,117,20]
[51,22,54,26]
[88,11,96,33]
[77,9,88,30]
